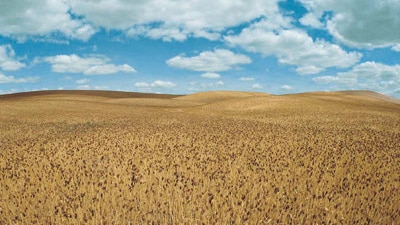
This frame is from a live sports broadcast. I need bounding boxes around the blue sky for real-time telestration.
[1,0,400,97]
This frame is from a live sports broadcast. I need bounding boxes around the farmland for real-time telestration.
[1,90,399,224]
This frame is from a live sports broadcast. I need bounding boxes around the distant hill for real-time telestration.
[1,90,398,106]
[0,90,182,100]
[337,90,400,104]
[292,90,400,105]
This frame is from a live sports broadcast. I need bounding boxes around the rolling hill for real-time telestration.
[1,89,398,106]
[1,89,399,224]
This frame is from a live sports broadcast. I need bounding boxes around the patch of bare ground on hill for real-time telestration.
[1,90,399,224]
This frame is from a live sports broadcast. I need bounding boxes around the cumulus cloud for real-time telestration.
[76,78,90,84]
[84,64,135,75]
[215,81,224,86]
[77,85,110,90]
[296,66,325,75]
[136,80,176,88]
[0,1,286,42]
[298,0,400,48]
[252,84,263,89]
[151,80,176,88]
[0,0,95,41]
[0,73,38,83]
[0,45,26,71]
[299,13,323,28]
[392,44,400,52]
[41,54,136,75]
[135,82,150,88]
[313,62,400,96]
[225,21,362,75]
[77,85,91,90]
[201,72,221,79]
[139,26,189,42]
[70,0,281,41]
[166,49,251,72]
[312,76,340,84]
[281,85,294,91]
[4,0,399,50]
[339,62,400,81]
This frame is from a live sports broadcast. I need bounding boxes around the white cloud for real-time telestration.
[281,85,293,91]
[225,21,362,75]
[0,45,26,71]
[299,0,400,48]
[77,85,91,90]
[392,44,400,52]
[166,49,251,72]
[76,78,90,84]
[75,85,110,91]
[312,76,340,84]
[341,62,400,81]
[4,0,398,49]
[252,84,263,89]
[70,0,281,41]
[42,54,136,75]
[0,73,38,83]
[239,77,255,81]
[135,80,176,89]
[151,80,176,88]
[201,72,221,79]
[296,66,325,75]
[312,62,400,96]
[84,64,135,75]
[299,13,323,28]
[215,81,224,86]
[135,82,150,88]
[0,0,95,41]
[127,25,192,42]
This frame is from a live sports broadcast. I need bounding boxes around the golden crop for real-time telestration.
[0,90,399,224]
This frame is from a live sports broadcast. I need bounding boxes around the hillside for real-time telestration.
[175,91,270,103]
[0,90,181,100]
[1,89,398,107]
[1,90,399,224]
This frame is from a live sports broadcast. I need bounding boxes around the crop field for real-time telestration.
[1,90,399,224]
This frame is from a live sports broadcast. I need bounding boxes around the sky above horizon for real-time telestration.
[1,0,400,98]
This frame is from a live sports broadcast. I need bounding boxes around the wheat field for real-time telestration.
[1,90,399,224]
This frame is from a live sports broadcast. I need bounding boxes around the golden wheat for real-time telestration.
[0,91,399,224]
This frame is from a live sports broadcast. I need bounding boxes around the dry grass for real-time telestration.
[1,90,399,224]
